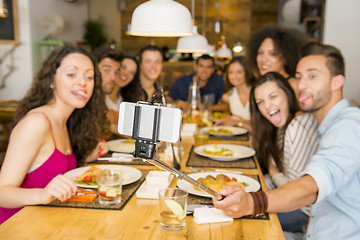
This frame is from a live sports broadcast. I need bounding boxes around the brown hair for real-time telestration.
[300,41,345,77]
[249,72,299,172]
[14,45,109,166]
[246,25,310,86]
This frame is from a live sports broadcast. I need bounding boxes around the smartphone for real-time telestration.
[118,102,182,143]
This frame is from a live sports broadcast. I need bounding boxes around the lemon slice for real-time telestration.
[165,199,186,221]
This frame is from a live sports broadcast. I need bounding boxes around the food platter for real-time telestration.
[64,165,142,188]
[177,172,260,198]
[194,144,256,161]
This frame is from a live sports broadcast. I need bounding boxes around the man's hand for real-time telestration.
[212,184,254,218]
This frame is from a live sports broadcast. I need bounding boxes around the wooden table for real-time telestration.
[0,136,285,239]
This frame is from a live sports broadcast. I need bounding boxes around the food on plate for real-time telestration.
[204,145,234,156]
[195,174,248,192]
[77,166,102,185]
[76,166,128,186]
[109,139,135,152]
[208,127,233,134]
[212,112,225,121]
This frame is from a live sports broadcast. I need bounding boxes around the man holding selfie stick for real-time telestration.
[212,42,360,239]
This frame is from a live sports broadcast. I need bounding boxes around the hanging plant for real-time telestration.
[83,20,107,51]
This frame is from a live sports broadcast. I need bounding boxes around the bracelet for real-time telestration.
[249,191,268,217]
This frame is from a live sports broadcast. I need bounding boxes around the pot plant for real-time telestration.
[83,20,107,51]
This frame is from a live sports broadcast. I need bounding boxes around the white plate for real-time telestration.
[177,172,260,198]
[107,139,135,153]
[202,126,247,137]
[194,144,256,161]
[64,165,142,188]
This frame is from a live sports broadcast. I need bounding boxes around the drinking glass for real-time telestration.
[194,128,209,147]
[97,169,123,205]
[158,188,188,230]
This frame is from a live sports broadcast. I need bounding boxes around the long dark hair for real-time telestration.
[246,25,310,86]
[14,45,109,166]
[249,72,299,172]
[225,56,250,87]
[120,56,142,102]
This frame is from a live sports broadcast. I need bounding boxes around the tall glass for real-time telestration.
[159,188,188,230]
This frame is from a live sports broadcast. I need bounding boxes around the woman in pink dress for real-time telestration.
[0,46,109,224]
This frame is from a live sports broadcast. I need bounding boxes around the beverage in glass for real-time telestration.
[159,188,188,230]
[194,129,209,147]
[97,169,123,205]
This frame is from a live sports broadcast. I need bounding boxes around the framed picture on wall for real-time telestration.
[0,0,19,45]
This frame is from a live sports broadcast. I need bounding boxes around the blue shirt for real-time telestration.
[302,99,360,240]
[168,73,225,104]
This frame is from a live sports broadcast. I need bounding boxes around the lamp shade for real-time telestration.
[176,25,208,53]
[129,0,193,37]
[216,43,232,58]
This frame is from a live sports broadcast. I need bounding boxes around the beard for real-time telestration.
[300,88,331,113]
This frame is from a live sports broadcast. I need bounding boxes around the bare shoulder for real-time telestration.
[222,90,232,102]
[11,111,51,143]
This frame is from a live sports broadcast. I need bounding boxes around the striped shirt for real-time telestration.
[270,113,319,215]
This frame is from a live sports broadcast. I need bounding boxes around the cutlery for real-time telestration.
[96,157,133,162]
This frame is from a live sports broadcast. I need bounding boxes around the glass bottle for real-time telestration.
[184,80,203,126]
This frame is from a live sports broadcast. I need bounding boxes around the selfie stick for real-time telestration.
[131,99,224,201]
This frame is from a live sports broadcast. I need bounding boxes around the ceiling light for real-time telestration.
[193,44,215,57]
[214,20,222,33]
[129,0,193,37]
[216,43,232,58]
[232,41,243,53]
[176,25,209,53]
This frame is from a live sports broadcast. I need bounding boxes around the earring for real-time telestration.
[50,84,54,89]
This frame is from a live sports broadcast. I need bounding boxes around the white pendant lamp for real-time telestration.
[193,44,215,57]
[216,43,232,58]
[176,0,208,53]
[176,25,208,53]
[129,0,193,37]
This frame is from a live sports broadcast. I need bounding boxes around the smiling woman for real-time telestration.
[0,46,109,225]
[249,71,319,233]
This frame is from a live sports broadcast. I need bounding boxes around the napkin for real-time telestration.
[136,172,173,199]
[181,123,197,137]
[193,206,233,224]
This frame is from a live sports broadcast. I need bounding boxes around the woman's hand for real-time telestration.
[214,116,240,126]
[268,157,280,176]
[212,185,254,218]
[84,139,109,163]
[39,175,77,204]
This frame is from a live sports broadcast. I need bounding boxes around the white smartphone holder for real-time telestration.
[117,99,224,200]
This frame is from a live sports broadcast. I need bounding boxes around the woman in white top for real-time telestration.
[250,72,319,233]
[214,56,252,132]
[106,57,140,135]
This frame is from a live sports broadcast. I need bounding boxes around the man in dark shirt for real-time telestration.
[166,54,224,109]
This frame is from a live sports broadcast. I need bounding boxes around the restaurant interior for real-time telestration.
[0,0,360,239]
